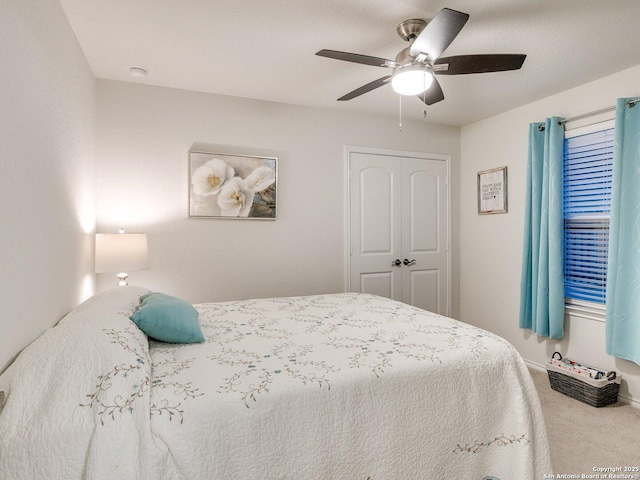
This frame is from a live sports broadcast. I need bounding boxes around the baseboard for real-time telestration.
[524,359,547,373]
[524,359,640,409]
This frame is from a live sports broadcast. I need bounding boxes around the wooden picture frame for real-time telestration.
[477,166,508,215]
[189,151,277,219]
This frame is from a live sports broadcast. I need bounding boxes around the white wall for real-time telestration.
[0,0,96,371]
[460,65,640,404]
[95,80,461,314]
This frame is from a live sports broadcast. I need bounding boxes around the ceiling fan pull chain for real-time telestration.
[423,77,427,118]
[399,94,403,131]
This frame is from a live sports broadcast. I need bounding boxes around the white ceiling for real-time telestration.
[58,0,640,126]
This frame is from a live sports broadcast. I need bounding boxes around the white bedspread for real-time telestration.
[0,287,551,479]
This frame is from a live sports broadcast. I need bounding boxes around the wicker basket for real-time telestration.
[545,353,620,408]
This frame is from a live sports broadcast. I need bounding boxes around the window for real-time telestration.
[563,123,614,315]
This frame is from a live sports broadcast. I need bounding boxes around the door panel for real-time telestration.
[360,167,394,254]
[349,153,402,301]
[401,158,448,315]
[408,171,438,252]
[409,269,439,313]
[360,272,394,299]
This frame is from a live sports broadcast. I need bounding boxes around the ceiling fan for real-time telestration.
[316,8,526,105]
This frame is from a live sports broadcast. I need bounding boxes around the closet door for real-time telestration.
[348,150,449,315]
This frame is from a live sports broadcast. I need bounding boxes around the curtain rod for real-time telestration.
[558,98,640,126]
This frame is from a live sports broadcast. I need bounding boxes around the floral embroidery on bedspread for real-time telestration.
[453,433,531,454]
[81,326,203,424]
[81,294,513,421]
[210,342,340,408]
[194,293,504,408]
[149,346,203,423]
[80,326,151,425]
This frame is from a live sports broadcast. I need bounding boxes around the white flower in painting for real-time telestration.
[191,159,234,196]
[218,177,255,217]
[244,166,275,193]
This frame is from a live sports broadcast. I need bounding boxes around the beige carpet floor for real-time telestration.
[529,367,640,475]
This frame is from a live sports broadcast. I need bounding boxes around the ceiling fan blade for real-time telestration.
[338,76,392,101]
[316,49,398,68]
[417,77,445,105]
[434,54,526,75]
[409,8,469,62]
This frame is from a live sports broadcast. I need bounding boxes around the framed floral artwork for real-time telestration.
[189,151,277,219]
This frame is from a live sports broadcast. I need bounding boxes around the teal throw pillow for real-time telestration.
[130,292,205,343]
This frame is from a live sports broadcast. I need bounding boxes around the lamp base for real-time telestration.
[116,272,129,287]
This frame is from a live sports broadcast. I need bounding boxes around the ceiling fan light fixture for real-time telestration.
[391,64,433,96]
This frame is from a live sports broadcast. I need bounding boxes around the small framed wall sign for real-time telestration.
[477,166,508,215]
[189,151,277,219]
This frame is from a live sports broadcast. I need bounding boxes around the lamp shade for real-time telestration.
[95,232,149,273]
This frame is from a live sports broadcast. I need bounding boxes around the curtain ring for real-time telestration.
[627,99,639,108]
[538,124,545,131]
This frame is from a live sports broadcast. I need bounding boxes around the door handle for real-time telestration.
[391,259,402,267]
[403,258,416,266]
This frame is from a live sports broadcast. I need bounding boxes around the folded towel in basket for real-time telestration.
[550,353,610,380]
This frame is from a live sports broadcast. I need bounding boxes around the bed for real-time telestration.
[0,286,551,479]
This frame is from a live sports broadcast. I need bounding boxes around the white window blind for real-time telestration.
[563,124,614,304]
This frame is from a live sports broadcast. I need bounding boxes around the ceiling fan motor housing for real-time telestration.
[395,47,416,66]
[396,18,428,42]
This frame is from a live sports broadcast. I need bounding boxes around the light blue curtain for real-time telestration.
[606,97,640,365]
[519,117,565,338]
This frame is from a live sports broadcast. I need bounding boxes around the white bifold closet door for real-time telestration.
[349,150,449,315]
